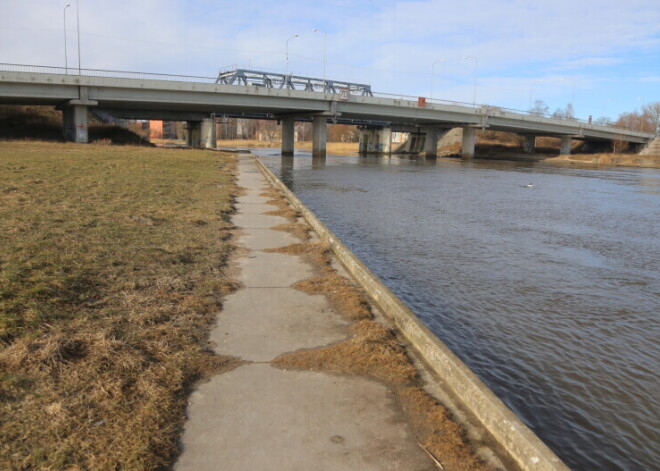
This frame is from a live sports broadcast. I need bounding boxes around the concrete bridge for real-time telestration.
[0,64,655,158]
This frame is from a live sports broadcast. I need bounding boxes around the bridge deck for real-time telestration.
[0,68,654,144]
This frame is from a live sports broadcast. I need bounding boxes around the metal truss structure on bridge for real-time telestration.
[215,69,373,97]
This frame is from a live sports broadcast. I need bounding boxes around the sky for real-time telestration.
[1,0,658,120]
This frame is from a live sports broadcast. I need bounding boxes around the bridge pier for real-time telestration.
[462,127,476,159]
[281,117,295,156]
[186,117,216,149]
[559,136,572,155]
[423,127,439,158]
[201,116,217,149]
[358,127,392,155]
[62,105,90,143]
[523,135,536,153]
[186,121,202,148]
[312,116,327,158]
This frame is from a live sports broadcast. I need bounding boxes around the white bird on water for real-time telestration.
[525,183,533,188]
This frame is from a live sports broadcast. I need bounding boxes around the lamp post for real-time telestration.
[462,56,478,106]
[602,98,610,118]
[63,4,70,73]
[528,79,544,110]
[76,0,81,74]
[285,34,299,75]
[559,77,576,108]
[312,28,327,82]
[430,59,446,99]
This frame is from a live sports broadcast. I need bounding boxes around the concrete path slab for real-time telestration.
[234,202,277,214]
[175,156,435,471]
[175,364,434,471]
[237,252,313,287]
[235,194,270,205]
[232,213,288,228]
[239,228,297,250]
[211,288,346,362]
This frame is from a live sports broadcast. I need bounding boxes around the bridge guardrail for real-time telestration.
[0,62,653,135]
[0,62,217,83]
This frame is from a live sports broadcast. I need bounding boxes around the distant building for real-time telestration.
[148,120,163,139]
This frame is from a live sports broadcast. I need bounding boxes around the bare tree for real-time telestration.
[529,99,549,117]
[565,103,575,120]
[641,102,660,135]
[594,116,612,126]
[552,104,575,120]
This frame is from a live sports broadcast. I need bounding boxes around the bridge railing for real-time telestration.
[373,91,641,132]
[0,63,652,135]
[0,62,218,83]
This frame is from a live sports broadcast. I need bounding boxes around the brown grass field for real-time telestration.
[545,153,660,168]
[217,139,360,155]
[0,141,238,470]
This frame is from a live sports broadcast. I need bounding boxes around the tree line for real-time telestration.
[529,99,660,134]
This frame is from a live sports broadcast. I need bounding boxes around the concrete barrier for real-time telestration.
[254,157,570,471]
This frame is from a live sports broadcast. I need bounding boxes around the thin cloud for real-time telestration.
[556,57,625,70]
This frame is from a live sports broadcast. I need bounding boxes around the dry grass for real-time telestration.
[259,187,311,240]
[267,238,490,470]
[272,222,311,241]
[267,241,373,321]
[0,105,153,146]
[547,153,660,168]
[0,141,239,470]
[217,139,359,154]
[273,319,417,383]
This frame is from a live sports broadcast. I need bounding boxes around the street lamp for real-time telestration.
[430,59,446,99]
[285,34,299,75]
[312,28,327,82]
[462,56,478,106]
[559,77,576,108]
[528,79,544,110]
[63,4,70,73]
[601,98,611,118]
[76,0,81,74]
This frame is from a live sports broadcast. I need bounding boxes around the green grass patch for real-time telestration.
[0,141,238,470]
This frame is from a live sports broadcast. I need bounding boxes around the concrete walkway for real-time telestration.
[175,156,435,471]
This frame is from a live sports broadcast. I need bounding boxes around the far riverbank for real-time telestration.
[545,153,660,168]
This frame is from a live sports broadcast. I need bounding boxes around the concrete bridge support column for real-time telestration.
[312,116,327,158]
[378,128,392,154]
[559,136,572,155]
[423,127,439,158]
[462,127,476,160]
[201,117,217,149]
[523,135,536,153]
[281,117,295,156]
[366,130,377,153]
[359,127,392,155]
[358,128,369,154]
[62,105,89,143]
[186,121,202,148]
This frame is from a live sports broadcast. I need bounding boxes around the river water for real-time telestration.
[255,149,659,471]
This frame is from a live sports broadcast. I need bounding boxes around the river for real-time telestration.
[255,150,659,471]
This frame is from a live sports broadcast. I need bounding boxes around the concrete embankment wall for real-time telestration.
[640,137,660,156]
[254,157,570,471]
